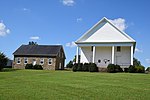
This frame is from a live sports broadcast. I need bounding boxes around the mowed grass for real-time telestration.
[0,69,150,100]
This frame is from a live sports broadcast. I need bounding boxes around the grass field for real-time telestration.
[0,69,150,100]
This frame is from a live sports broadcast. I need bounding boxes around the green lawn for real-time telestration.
[0,69,150,100]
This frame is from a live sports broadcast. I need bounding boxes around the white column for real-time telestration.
[131,45,133,65]
[112,46,115,64]
[76,46,79,63]
[92,46,96,63]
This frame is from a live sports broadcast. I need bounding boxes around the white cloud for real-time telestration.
[30,36,40,40]
[61,0,75,6]
[77,18,82,22]
[135,47,143,53]
[109,18,127,31]
[145,59,150,64]
[0,21,10,36]
[66,41,76,47]
[22,8,30,12]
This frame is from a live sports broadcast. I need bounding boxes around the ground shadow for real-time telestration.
[1,68,20,72]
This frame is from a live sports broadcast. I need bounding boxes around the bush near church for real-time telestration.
[66,61,74,68]
[25,64,43,70]
[107,64,123,73]
[72,63,98,72]
[128,65,145,73]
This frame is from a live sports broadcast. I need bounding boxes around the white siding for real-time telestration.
[95,47,112,67]
[80,46,131,68]
[80,47,92,63]
[114,46,131,67]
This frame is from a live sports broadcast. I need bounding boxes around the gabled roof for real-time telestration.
[13,45,65,58]
[76,17,136,43]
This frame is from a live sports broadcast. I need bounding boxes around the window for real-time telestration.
[48,58,52,65]
[117,46,121,52]
[40,58,44,65]
[17,58,21,64]
[24,57,28,64]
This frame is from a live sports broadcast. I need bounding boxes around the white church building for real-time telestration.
[75,17,136,68]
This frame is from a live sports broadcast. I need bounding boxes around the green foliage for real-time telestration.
[73,63,98,72]
[66,61,73,68]
[33,65,43,70]
[29,41,38,45]
[107,64,123,73]
[133,58,141,66]
[129,65,145,73]
[76,63,83,71]
[128,65,136,73]
[107,64,116,73]
[73,55,81,63]
[72,63,78,72]
[0,52,8,71]
[25,64,43,70]
[89,63,98,72]
[25,64,33,69]
[135,66,145,73]
[82,63,89,71]
[124,68,129,72]
[115,65,123,72]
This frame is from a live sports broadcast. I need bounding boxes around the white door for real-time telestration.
[116,56,121,65]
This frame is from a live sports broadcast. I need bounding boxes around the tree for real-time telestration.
[66,61,73,68]
[29,41,38,45]
[133,58,141,66]
[0,52,8,71]
[73,55,81,63]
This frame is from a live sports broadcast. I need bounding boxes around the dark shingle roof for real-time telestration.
[13,45,63,57]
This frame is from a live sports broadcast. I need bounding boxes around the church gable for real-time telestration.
[76,17,135,43]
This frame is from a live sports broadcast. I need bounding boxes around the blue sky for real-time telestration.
[0,0,150,67]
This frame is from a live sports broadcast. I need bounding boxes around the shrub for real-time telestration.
[72,63,78,72]
[135,66,145,73]
[66,61,73,68]
[107,64,116,73]
[115,65,123,72]
[124,68,129,72]
[76,63,83,71]
[82,63,89,71]
[128,65,136,73]
[34,64,43,70]
[128,65,145,73]
[89,63,98,72]
[25,64,33,69]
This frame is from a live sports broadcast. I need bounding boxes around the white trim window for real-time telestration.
[24,57,28,64]
[40,58,44,65]
[48,58,52,65]
[117,46,121,52]
[17,58,21,64]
